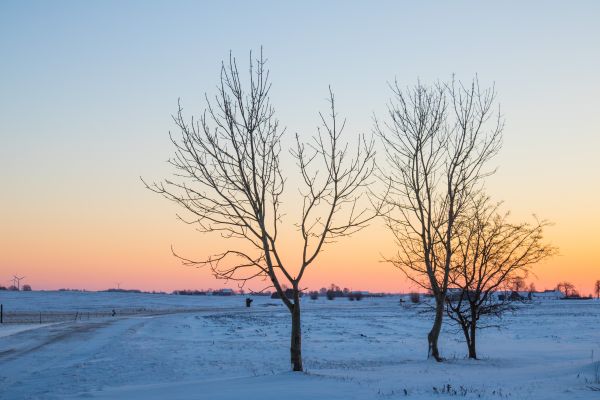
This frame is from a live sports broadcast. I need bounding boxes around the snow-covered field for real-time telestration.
[0,291,599,399]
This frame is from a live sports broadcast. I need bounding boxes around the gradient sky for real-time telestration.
[1,1,599,294]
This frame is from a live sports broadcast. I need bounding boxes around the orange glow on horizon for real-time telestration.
[2,212,598,296]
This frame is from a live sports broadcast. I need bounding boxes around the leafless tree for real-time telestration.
[445,196,555,359]
[510,276,526,292]
[409,292,421,304]
[143,49,377,371]
[595,280,600,300]
[556,281,578,298]
[375,77,503,361]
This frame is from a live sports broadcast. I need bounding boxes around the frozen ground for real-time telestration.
[0,291,599,399]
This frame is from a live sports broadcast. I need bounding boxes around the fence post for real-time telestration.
[39,312,42,324]
[1,304,3,324]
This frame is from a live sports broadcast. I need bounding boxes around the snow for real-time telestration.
[0,323,56,338]
[0,290,242,312]
[0,291,599,399]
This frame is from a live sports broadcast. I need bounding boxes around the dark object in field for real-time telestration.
[245,298,253,307]
[111,309,116,317]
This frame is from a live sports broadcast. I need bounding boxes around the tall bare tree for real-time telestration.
[375,77,503,361]
[595,280,600,300]
[144,50,377,371]
[445,196,555,359]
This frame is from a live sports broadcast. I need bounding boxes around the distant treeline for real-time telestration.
[0,284,32,291]
[103,288,143,293]
[172,290,208,296]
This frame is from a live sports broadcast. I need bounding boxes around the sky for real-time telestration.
[1,1,599,294]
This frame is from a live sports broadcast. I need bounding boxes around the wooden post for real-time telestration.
[1,304,3,324]
[39,312,42,324]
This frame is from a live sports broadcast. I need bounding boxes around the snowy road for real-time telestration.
[0,293,599,399]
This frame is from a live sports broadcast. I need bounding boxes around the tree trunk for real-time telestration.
[428,295,444,361]
[467,327,477,359]
[459,321,477,359]
[468,308,477,359]
[290,288,303,372]
[459,323,472,358]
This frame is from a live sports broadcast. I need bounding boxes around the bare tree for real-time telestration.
[375,77,503,361]
[144,49,377,371]
[510,276,526,292]
[595,280,600,300]
[556,281,578,298]
[445,196,555,359]
[409,292,421,304]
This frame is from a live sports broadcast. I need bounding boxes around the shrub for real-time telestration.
[409,292,421,303]
[348,292,364,301]
[309,291,319,300]
[22,284,32,291]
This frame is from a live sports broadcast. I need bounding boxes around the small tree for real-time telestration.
[376,77,503,360]
[594,280,600,300]
[144,50,377,371]
[22,284,32,291]
[445,196,555,359]
[326,283,342,300]
[511,276,526,292]
[409,292,421,304]
[556,282,578,298]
